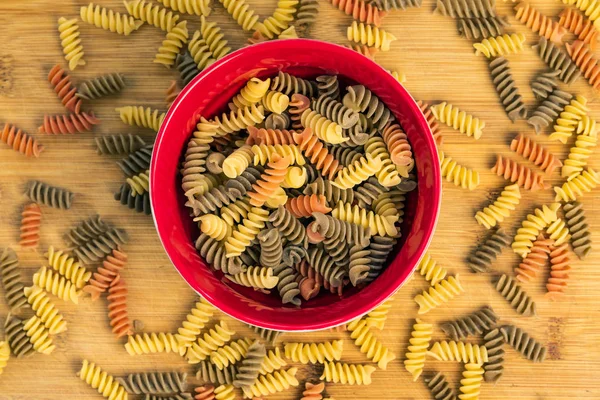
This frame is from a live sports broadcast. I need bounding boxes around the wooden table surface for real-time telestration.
[0,0,599,399]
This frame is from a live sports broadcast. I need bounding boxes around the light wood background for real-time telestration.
[0,0,599,399]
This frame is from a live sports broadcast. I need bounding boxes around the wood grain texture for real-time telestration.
[0,0,599,399]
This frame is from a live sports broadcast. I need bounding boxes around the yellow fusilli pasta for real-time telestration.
[404,318,432,381]
[281,166,307,189]
[256,0,299,38]
[154,20,189,68]
[222,145,254,178]
[214,104,265,136]
[242,367,299,398]
[475,184,521,229]
[116,106,166,131]
[231,78,271,110]
[226,266,278,288]
[431,102,485,139]
[186,320,236,363]
[23,286,67,335]
[284,340,344,364]
[562,135,597,180]
[126,170,150,196]
[301,109,347,144]
[124,0,180,31]
[224,207,269,257]
[125,332,184,356]
[80,2,144,35]
[23,316,55,355]
[577,115,598,136]
[512,203,560,257]
[175,297,215,347]
[364,136,402,187]
[439,151,480,190]
[415,253,448,286]
[200,15,231,58]
[332,153,383,189]
[46,246,91,289]
[473,33,526,58]
[198,215,232,241]
[33,266,81,304]
[549,95,589,144]
[262,91,290,114]
[259,347,287,375]
[218,0,259,31]
[546,218,571,245]
[364,296,394,330]
[414,275,465,314]
[347,319,396,369]
[428,341,489,364]
[320,362,376,385]
[251,144,305,166]
[210,338,253,369]
[157,0,211,16]
[459,363,484,400]
[57,17,86,71]
[78,359,128,400]
[332,201,399,237]
[554,168,600,202]
[347,21,397,51]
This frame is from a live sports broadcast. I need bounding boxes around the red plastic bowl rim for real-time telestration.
[150,39,442,331]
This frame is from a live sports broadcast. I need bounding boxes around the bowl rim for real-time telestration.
[150,39,442,331]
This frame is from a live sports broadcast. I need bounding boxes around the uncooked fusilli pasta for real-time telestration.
[532,37,580,85]
[441,306,498,341]
[57,17,85,70]
[488,57,528,121]
[467,228,511,273]
[78,359,128,400]
[563,201,592,259]
[431,102,484,139]
[494,274,536,316]
[80,2,144,35]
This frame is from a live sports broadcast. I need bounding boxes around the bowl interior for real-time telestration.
[151,40,441,331]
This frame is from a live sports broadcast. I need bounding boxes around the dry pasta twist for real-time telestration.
[215,105,265,136]
[332,201,398,237]
[251,144,304,166]
[511,134,562,174]
[342,85,393,131]
[546,218,571,246]
[514,234,552,282]
[107,276,133,338]
[57,17,85,71]
[176,51,201,84]
[247,126,294,145]
[459,363,484,400]
[431,102,484,139]
[547,242,571,298]
[531,70,560,100]
[330,0,385,26]
[125,333,183,356]
[19,203,41,249]
[559,8,598,50]
[222,145,253,178]
[262,91,289,114]
[4,315,35,358]
[332,153,383,190]
[1,124,44,158]
[320,362,375,385]
[293,129,341,180]
[363,296,393,330]
[78,73,126,101]
[256,0,299,39]
[441,306,499,341]
[381,121,412,166]
[347,319,396,369]
[0,340,8,375]
[126,170,150,196]
[300,382,325,400]
[475,184,521,229]
[259,347,287,375]
[549,95,589,143]
[271,72,316,97]
[175,298,215,347]
[0,248,29,312]
[23,286,67,335]
[457,16,509,40]
[78,359,128,400]
[186,321,236,363]
[23,316,55,354]
[434,0,495,18]
[483,328,505,383]
[269,206,308,246]
[304,176,354,206]
[414,275,464,314]
[373,0,422,11]
[307,247,345,288]
[295,0,319,29]
[242,367,299,398]
[514,2,566,43]
[494,274,536,316]
[467,228,511,273]
[347,21,396,51]
[46,247,91,289]
[492,155,547,191]
[284,340,344,364]
[439,151,480,190]
[312,95,359,129]
[364,136,402,187]
[473,33,526,58]
[425,372,455,400]
[219,198,251,226]
[233,340,266,389]
[124,0,180,31]
[80,2,144,35]
[285,194,331,217]
[428,341,489,364]
[26,180,74,210]
[96,134,144,155]
[210,338,253,369]
[500,325,547,362]
[566,40,600,90]
[301,109,346,144]
[563,201,592,259]
[247,155,290,206]
[158,0,211,16]
[533,37,580,85]
[416,252,448,286]
[155,21,189,68]
[39,112,100,134]
[578,115,598,136]
[226,266,278,289]
[562,135,597,180]
[231,78,270,110]
[33,266,81,304]
[200,16,230,59]
[489,57,528,122]
[316,75,340,99]
[83,248,127,301]
[198,215,231,241]
[116,106,166,131]
[512,203,560,257]
[225,207,270,257]
[289,94,311,129]
[554,168,600,202]
[188,32,216,69]
[218,0,259,30]
[118,372,187,394]
[281,166,307,189]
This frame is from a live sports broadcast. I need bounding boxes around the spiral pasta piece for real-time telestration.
[343,85,393,130]
[554,168,600,202]
[546,218,571,246]
[0,340,8,375]
[416,100,443,146]
[126,170,150,197]
[563,201,592,259]
[188,32,216,70]
[531,70,560,100]
[48,65,81,114]
[458,363,483,400]
[175,298,215,347]
[488,57,528,121]
[414,275,464,314]
[80,2,144,35]
[107,276,133,338]
[475,185,521,229]
[78,73,126,101]
[559,8,598,50]
[284,340,344,364]
[218,0,259,30]
[549,95,589,143]
[374,0,422,11]
[428,341,489,364]
[381,121,412,167]
[96,134,144,155]
[198,215,231,241]
[154,21,188,68]
[578,114,598,136]
[4,315,35,358]
[0,248,29,312]
[295,0,319,30]
[348,318,396,369]
[246,155,290,207]
[231,339,265,389]
[514,234,552,282]
[258,347,287,375]
[83,248,127,300]
[500,325,547,362]
[441,306,499,341]
[210,338,252,369]
[124,0,179,31]
[285,194,331,217]
[118,372,187,394]
[23,286,67,334]
[158,0,210,15]
[23,316,55,355]
[473,33,525,58]
[242,367,299,398]
[46,246,91,289]
[33,266,81,304]
[483,328,505,383]
[125,332,184,356]
[364,136,402,187]
[312,95,359,129]
[431,102,485,139]
[547,242,571,298]
[301,109,346,144]
[18,203,41,249]
[226,266,278,289]
[198,16,230,58]
[562,134,597,180]
[316,75,340,100]
[566,40,600,90]
[269,206,307,246]
[513,2,565,43]
[116,106,166,132]
[1,123,44,157]
[293,129,341,180]
[230,78,270,110]
[528,89,572,134]
[320,362,375,385]
[424,372,455,400]
[186,321,236,363]
[251,144,304,166]
[330,0,385,26]
[347,21,396,51]
[78,359,128,400]
[261,91,289,115]
[280,166,307,189]
[332,201,398,237]
[215,105,265,136]
[439,151,480,190]
[332,153,383,190]
[512,202,560,257]
[491,155,547,191]
[415,252,448,286]
[271,72,317,97]
[533,37,581,85]
[307,246,345,288]
[57,17,86,70]
[256,0,299,39]
[39,112,100,134]
[494,274,536,316]
[247,126,294,145]
[467,228,512,273]
[457,16,509,40]
[434,0,495,18]
[362,296,393,330]
[510,134,562,174]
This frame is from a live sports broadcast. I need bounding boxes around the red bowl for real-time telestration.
[150,39,441,331]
